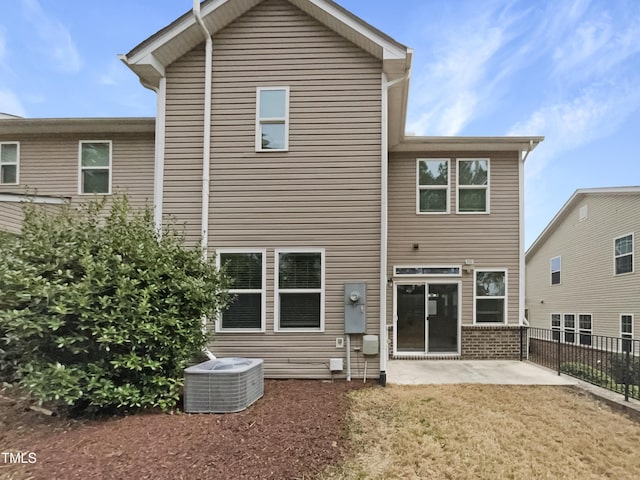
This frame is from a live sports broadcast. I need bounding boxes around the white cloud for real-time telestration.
[21,0,82,74]
[98,59,129,86]
[0,89,27,117]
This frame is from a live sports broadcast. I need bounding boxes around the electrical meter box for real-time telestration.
[344,282,366,334]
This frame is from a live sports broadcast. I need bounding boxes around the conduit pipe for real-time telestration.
[194,0,216,361]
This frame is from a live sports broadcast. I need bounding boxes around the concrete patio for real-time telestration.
[387,360,577,385]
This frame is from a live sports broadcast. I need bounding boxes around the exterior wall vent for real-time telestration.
[184,358,264,413]
[579,205,588,221]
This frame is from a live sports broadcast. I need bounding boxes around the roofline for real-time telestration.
[0,193,71,205]
[0,117,155,135]
[391,136,544,153]
[526,186,640,260]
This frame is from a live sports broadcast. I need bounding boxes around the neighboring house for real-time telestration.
[526,187,639,346]
[0,0,543,382]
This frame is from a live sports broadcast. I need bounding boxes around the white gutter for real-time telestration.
[378,73,389,385]
[153,77,167,234]
[518,140,533,326]
[193,0,213,258]
[194,0,216,361]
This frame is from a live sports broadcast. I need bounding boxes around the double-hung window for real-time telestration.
[256,87,289,152]
[417,159,449,213]
[614,233,633,275]
[217,250,266,331]
[551,314,561,341]
[563,314,576,344]
[551,256,561,285]
[276,249,324,331]
[621,314,633,353]
[474,269,506,324]
[578,314,592,346]
[79,141,111,194]
[457,158,489,213]
[0,142,19,185]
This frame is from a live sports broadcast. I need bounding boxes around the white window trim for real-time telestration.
[473,268,507,325]
[274,248,325,332]
[621,314,634,339]
[550,256,561,286]
[78,140,112,195]
[215,248,267,333]
[563,313,577,345]
[456,158,490,214]
[0,142,20,185]
[613,232,634,276]
[578,313,592,346]
[255,86,290,152]
[393,265,462,277]
[416,158,450,215]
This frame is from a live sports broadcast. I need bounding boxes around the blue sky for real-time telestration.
[1,0,639,248]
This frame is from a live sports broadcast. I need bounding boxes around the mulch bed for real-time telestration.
[1,380,371,480]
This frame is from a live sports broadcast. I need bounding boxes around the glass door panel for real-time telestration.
[427,284,458,353]
[396,284,425,352]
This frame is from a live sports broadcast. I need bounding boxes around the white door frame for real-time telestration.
[393,279,461,357]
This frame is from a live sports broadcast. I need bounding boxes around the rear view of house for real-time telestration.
[0,0,544,383]
[526,187,639,344]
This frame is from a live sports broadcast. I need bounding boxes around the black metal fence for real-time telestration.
[527,327,640,401]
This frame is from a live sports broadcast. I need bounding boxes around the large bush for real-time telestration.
[0,197,229,413]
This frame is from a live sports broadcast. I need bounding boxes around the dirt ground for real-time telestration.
[0,380,367,480]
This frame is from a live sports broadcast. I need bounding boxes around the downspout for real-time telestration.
[194,0,216,360]
[518,140,533,328]
[379,70,410,386]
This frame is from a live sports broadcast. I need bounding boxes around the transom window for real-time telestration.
[621,314,634,353]
[0,142,19,185]
[417,159,449,213]
[614,233,633,275]
[551,256,561,285]
[276,250,324,331]
[474,269,506,324]
[256,87,289,152]
[457,158,489,213]
[217,250,266,331]
[79,141,111,194]
[394,265,461,276]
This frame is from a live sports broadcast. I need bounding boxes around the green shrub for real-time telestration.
[560,362,616,388]
[0,197,229,413]
[611,353,640,386]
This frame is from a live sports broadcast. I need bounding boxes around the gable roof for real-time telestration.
[526,186,640,260]
[120,0,410,89]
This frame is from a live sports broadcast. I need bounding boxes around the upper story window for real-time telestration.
[551,256,561,285]
[614,233,633,275]
[275,249,324,331]
[79,141,111,194]
[216,250,266,332]
[0,142,19,185]
[417,159,449,214]
[457,158,489,213]
[256,87,289,152]
[474,269,506,324]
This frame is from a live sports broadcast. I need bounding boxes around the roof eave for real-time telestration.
[0,118,156,136]
[391,136,545,153]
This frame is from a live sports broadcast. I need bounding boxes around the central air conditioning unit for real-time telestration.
[184,357,264,413]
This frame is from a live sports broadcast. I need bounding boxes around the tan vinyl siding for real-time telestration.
[526,193,640,339]
[0,202,64,234]
[388,152,521,328]
[163,46,205,247]
[167,0,382,378]
[0,133,154,210]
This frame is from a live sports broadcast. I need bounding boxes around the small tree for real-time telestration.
[0,197,229,413]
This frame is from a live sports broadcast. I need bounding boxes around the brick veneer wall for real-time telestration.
[461,325,523,359]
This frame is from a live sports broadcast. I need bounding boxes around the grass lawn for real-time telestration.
[322,385,640,480]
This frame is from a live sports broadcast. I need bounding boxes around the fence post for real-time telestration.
[556,329,561,376]
[624,347,630,402]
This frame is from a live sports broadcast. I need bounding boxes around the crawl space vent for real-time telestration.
[184,357,264,413]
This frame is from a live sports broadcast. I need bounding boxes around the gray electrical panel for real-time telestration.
[344,282,366,334]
